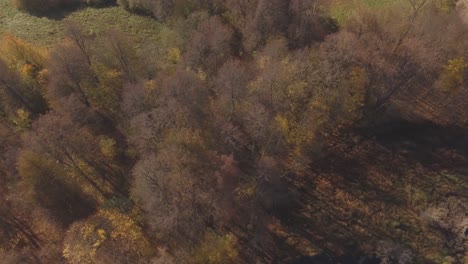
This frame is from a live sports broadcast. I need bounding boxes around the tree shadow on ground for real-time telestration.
[20,1,117,20]
[260,122,468,263]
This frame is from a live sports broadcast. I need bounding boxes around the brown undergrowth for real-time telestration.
[235,123,467,263]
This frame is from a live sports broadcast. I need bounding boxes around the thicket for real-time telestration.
[1,0,467,263]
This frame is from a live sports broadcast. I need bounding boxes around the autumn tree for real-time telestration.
[185,16,234,74]
[315,0,468,123]
[98,29,141,82]
[0,34,48,115]
[117,0,175,20]
[193,231,239,264]
[64,22,93,66]
[288,0,338,48]
[131,129,215,248]
[24,111,125,198]
[214,0,258,30]
[214,0,335,52]
[0,60,36,115]
[85,64,123,118]
[436,57,467,94]
[47,39,94,107]
[63,209,153,264]
[17,151,97,227]
[245,38,320,160]
[248,0,289,49]
[160,68,209,124]
[213,59,253,119]
[47,26,129,119]
[120,81,150,119]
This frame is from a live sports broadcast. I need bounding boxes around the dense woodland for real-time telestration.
[0,0,467,263]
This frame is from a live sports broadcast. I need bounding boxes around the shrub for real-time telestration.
[117,0,175,20]
[422,197,468,258]
[375,240,413,264]
[117,0,208,20]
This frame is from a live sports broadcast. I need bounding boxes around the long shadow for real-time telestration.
[287,254,381,264]
[308,150,407,207]
[268,121,468,263]
[20,1,118,20]
[370,121,468,161]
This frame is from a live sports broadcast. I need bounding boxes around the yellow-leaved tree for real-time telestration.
[84,63,123,118]
[193,232,239,264]
[63,209,153,264]
[0,33,49,115]
[437,57,466,94]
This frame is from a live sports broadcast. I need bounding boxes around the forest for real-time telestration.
[0,0,467,263]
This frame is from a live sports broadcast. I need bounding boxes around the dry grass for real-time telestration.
[0,0,161,48]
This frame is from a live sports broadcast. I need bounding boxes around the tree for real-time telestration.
[316,1,468,119]
[214,0,258,31]
[131,130,214,247]
[84,64,123,118]
[0,34,48,115]
[120,81,150,119]
[24,111,124,198]
[63,209,153,264]
[185,16,234,74]
[251,0,289,44]
[193,232,239,264]
[211,0,336,52]
[0,60,36,114]
[214,59,253,119]
[244,39,323,159]
[17,151,97,227]
[127,68,208,153]
[47,40,94,106]
[117,0,175,20]
[436,57,466,94]
[99,29,141,82]
[159,68,209,124]
[64,22,94,66]
[240,100,285,157]
[287,0,338,48]
[48,25,128,119]
[128,104,185,152]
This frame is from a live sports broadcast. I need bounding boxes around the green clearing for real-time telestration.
[0,0,161,47]
[327,0,407,25]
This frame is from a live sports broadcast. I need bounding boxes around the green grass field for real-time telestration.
[0,0,162,48]
[327,0,407,25]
